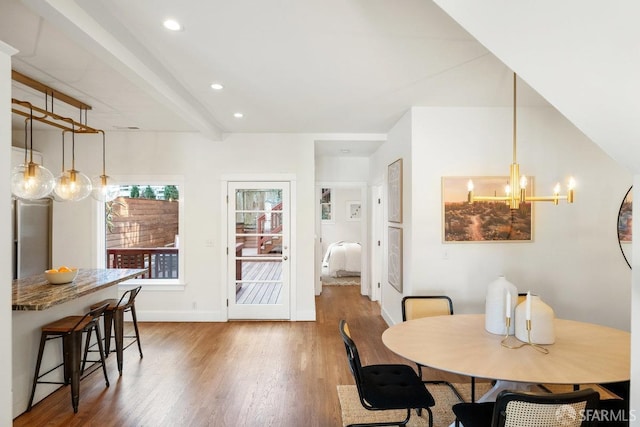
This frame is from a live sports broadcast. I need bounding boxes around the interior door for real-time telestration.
[227,182,290,319]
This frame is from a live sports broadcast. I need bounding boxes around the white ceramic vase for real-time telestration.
[515,295,555,344]
[485,276,518,335]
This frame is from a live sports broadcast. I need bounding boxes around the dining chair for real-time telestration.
[338,319,435,427]
[401,296,464,401]
[453,388,600,427]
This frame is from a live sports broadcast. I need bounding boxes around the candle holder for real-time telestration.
[501,317,549,354]
[500,317,525,349]
[525,319,549,354]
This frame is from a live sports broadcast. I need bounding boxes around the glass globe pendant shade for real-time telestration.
[10,162,55,200]
[53,171,72,202]
[91,175,119,202]
[54,169,92,201]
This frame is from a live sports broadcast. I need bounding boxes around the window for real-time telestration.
[103,183,182,283]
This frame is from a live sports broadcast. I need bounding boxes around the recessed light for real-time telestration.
[163,19,182,31]
[210,83,224,90]
[234,112,244,118]
[340,149,351,154]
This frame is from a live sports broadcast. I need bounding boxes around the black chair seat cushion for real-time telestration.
[451,401,494,427]
[360,364,435,409]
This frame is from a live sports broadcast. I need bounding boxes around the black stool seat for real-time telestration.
[27,303,109,413]
[90,286,142,375]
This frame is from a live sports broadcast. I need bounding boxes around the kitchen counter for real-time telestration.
[12,268,147,311]
[12,268,146,416]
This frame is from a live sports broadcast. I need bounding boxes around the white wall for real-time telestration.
[30,131,317,322]
[378,105,632,330]
[0,40,17,427]
[370,110,413,324]
[315,156,369,182]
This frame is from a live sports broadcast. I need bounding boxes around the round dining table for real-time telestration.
[382,314,629,401]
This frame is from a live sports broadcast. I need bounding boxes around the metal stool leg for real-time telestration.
[27,332,48,411]
[81,327,93,374]
[102,310,114,356]
[114,308,125,375]
[94,324,110,387]
[130,305,143,358]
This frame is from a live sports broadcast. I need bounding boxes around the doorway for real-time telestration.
[227,181,290,319]
[315,183,368,297]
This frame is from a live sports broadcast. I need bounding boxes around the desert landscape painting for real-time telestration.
[442,176,532,242]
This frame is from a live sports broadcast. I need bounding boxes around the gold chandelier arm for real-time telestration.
[12,98,100,134]
[471,196,510,202]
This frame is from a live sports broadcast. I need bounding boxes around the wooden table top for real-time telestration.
[12,268,147,311]
[382,314,630,385]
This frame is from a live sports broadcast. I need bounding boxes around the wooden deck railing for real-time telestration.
[107,248,179,279]
[257,202,283,254]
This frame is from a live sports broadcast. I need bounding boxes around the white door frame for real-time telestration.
[221,174,297,321]
[315,181,369,297]
[370,184,383,302]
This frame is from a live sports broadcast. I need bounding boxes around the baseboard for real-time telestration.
[380,306,395,327]
[134,310,316,322]
[135,310,226,322]
[294,310,316,321]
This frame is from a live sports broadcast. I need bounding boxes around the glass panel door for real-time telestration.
[227,181,290,319]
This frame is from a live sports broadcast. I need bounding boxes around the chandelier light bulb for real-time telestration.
[54,169,92,201]
[54,172,72,202]
[10,162,55,200]
[520,175,528,189]
[91,175,120,202]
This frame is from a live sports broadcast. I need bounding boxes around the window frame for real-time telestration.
[96,175,185,290]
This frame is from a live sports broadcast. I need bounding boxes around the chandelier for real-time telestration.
[11,71,117,203]
[467,73,575,210]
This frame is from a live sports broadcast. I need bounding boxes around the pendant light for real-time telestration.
[10,106,55,200]
[91,130,119,202]
[467,73,576,209]
[53,120,92,202]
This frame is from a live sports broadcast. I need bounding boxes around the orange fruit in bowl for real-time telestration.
[45,269,58,274]
[58,266,71,273]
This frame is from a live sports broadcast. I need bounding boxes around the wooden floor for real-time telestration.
[13,286,466,427]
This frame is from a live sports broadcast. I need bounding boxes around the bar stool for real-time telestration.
[91,286,143,375]
[27,303,110,413]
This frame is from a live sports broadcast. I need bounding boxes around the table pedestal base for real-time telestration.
[476,380,538,403]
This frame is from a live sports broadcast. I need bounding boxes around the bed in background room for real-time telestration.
[322,241,361,278]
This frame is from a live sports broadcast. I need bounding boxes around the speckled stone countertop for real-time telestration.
[12,268,147,311]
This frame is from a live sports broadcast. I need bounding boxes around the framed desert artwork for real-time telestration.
[388,226,403,292]
[442,176,533,242]
[388,159,403,223]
